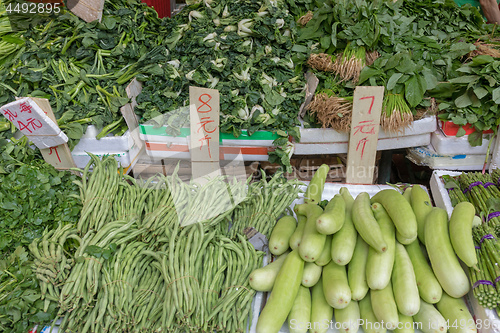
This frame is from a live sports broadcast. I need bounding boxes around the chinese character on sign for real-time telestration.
[353,120,376,135]
[49,146,61,163]
[17,118,43,134]
[2,109,17,121]
[19,102,32,114]
[197,117,217,134]
[196,93,217,158]
[356,137,369,159]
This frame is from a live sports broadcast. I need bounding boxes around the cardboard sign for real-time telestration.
[346,86,385,184]
[67,0,104,22]
[189,86,221,181]
[27,98,77,170]
[40,144,76,169]
[0,97,68,149]
[121,79,143,152]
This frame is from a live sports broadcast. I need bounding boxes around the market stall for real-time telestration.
[1,0,500,331]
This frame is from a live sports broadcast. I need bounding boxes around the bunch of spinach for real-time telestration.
[433,55,500,146]
[134,0,306,139]
[0,0,169,148]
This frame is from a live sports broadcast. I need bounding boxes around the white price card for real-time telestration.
[0,97,68,149]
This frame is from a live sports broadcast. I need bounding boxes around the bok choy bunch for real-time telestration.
[134,0,306,139]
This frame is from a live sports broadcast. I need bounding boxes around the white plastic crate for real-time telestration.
[407,145,490,171]
[294,133,431,155]
[431,129,495,155]
[298,116,437,143]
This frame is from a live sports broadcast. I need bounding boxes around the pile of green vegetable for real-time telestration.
[296,0,499,136]
[133,0,306,141]
[252,165,479,333]
[443,171,500,309]
[0,0,169,148]
[21,154,301,332]
[0,136,81,332]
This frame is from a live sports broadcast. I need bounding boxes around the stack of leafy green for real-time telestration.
[0,0,25,68]
[295,0,498,133]
[434,55,500,146]
[0,0,169,149]
[134,0,305,140]
[0,136,81,332]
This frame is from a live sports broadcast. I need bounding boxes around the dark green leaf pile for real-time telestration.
[0,0,169,148]
[134,0,306,138]
[294,0,499,135]
[0,136,81,332]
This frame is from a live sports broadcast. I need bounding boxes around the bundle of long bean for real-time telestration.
[470,225,500,309]
[28,224,79,312]
[74,154,122,235]
[230,171,303,238]
[492,169,500,186]
[147,226,263,333]
[58,241,164,332]
[164,165,248,228]
[459,172,500,230]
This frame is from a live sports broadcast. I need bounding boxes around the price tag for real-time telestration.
[189,86,221,181]
[346,86,385,184]
[0,97,68,149]
[66,0,104,22]
[30,98,77,170]
[40,144,76,169]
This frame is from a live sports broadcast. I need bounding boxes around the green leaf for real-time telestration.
[404,75,425,107]
[422,69,438,90]
[473,86,488,99]
[455,92,472,108]
[456,126,466,137]
[472,55,494,65]
[451,115,468,126]
[468,131,483,147]
[63,122,84,140]
[358,67,382,85]
[466,113,478,124]
[492,87,500,104]
[449,75,479,84]
[387,73,403,91]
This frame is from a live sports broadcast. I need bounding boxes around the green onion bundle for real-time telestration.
[381,93,414,133]
[335,43,367,83]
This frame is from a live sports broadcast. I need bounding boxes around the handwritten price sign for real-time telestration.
[189,86,221,181]
[0,97,68,149]
[189,86,220,162]
[346,86,385,184]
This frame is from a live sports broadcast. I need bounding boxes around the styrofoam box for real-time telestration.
[430,170,500,333]
[298,116,437,143]
[294,133,431,155]
[72,125,134,153]
[71,142,142,170]
[138,125,279,147]
[431,129,495,155]
[144,142,271,162]
[249,182,423,333]
[407,145,490,171]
